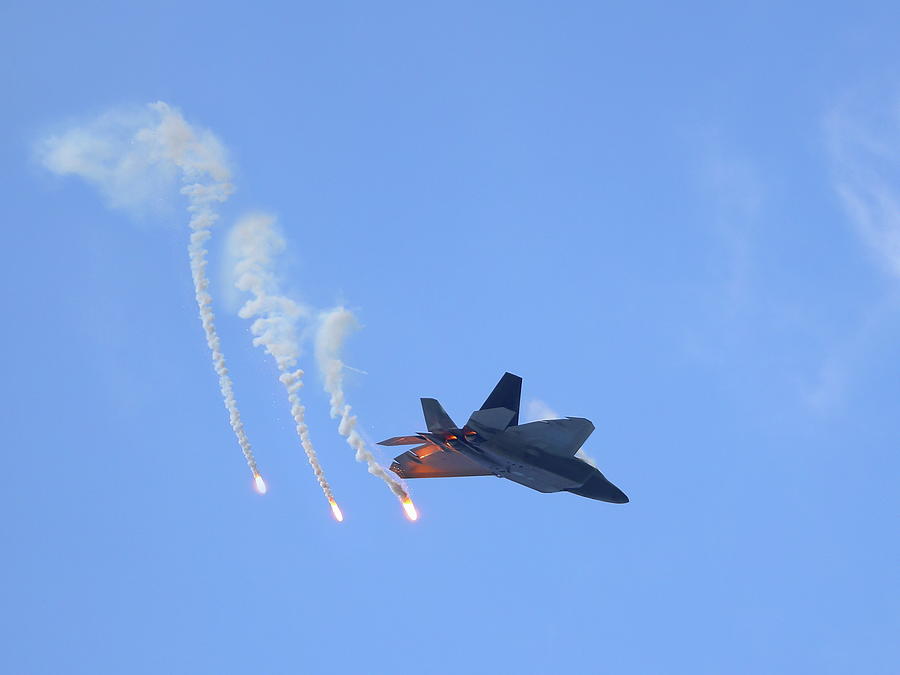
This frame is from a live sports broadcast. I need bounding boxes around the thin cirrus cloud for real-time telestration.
[698,142,765,307]
[804,91,900,411]
[825,93,900,278]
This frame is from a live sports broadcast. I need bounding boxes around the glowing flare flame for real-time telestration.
[329,498,344,522]
[401,497,418,521]
[253,473,267,494]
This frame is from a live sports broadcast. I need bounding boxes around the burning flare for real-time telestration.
[329,498,345,523]
[253,473,268,495]
[401,497,418,522]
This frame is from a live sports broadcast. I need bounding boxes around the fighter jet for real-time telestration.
[380,372,628,503]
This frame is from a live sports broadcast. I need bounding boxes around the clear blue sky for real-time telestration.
[2,2,898,673]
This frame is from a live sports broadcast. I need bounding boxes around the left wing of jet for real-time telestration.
[390,448,493,479]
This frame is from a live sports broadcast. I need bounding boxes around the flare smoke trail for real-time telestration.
[38,102,263,485]
[315,308,411,502]
[229,214,340,512]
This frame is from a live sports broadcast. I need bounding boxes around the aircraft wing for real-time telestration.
[494,417,594,457]
[390,448,493,479]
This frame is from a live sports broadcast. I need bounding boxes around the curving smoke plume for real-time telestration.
[229,213,341,516]
[314,307,411,501]
[38,102,264,487]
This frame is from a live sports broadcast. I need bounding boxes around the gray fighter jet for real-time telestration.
[380,373,628,503]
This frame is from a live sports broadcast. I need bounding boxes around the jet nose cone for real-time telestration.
[610,486,629,504]
[567,472,629,503]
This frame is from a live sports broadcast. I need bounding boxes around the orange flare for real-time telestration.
[329,498,344,522]
[401,497,418,521]
[253,473,267,495]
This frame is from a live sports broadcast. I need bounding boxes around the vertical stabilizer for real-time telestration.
[421,398,456,432]
[480,373,522,426]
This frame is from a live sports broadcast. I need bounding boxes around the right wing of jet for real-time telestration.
[493,417,594,457]
[390,448,493,479]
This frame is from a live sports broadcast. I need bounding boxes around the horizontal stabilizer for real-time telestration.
[390,449,492,479]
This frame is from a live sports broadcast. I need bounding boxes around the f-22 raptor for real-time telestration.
[380,373,628,503]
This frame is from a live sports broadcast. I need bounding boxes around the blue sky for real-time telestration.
[2,2,898,673]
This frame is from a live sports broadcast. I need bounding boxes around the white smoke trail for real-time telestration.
[38,102,263,484]
[314,307,410,501]
[229,214,339,508]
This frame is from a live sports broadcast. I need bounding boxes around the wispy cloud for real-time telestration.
[825,94,900,277]
[696,138,765,308]
[803,296,896,412]
[803,90,900,411]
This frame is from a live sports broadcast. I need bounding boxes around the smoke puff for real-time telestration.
[37,102,231,215]
[228,213,311,370]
